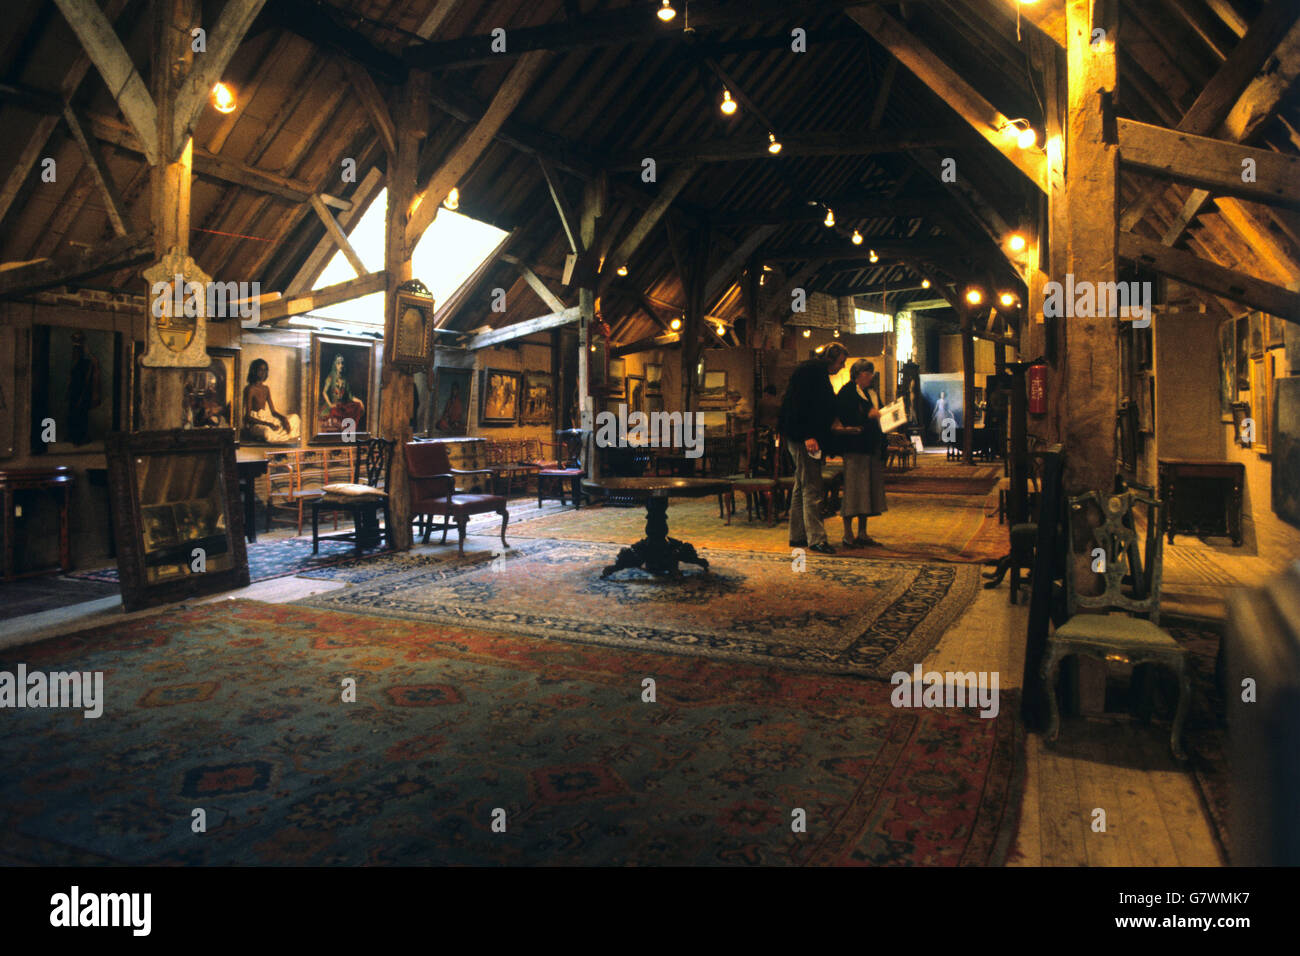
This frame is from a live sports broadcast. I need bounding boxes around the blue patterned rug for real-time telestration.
[296,540,980,680]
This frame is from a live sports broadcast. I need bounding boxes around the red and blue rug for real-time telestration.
[66,536,383,585]
[0,600,1023,865]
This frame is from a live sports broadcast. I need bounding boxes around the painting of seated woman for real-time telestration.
[241,357,301,443]
[310,335,374,442]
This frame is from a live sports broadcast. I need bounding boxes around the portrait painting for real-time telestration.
[480,368,521,426]
[1273,377,1300,528]
[240,341,302,444]
[310,335,374,443]
[521,370,554,426]
[29,324,121,455]
[1219,319,1236,418]
[1235,315,1251,391]
[432,367,471,436]
[183,348,239,430]
[918,373,965,445]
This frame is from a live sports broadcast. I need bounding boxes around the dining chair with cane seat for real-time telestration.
[405,441,509,556]
[1042,488,1191,760]
[311,438,393,555]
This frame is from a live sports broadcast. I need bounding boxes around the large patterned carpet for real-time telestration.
[488,492,1008,564]
[0,601,1022,866]
[298,539,981,679]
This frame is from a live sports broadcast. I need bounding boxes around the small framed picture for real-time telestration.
[480,368,522,426]
[607,358,626,398]
[645,362,663,393]
[391,288,435,369]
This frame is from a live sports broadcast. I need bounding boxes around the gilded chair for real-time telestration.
[1042,488,1192,760]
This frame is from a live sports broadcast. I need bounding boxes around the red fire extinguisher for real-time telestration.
[1027,363,1047,415]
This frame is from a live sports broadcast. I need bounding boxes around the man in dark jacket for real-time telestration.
[778,342,848,553]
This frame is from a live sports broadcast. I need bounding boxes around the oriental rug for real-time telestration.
[297,539,981,679]
[0,600,1023,866]
[484,493,1006,565]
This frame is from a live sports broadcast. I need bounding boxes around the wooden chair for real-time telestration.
[311,439,393,555]
[704,432,745,524]
[405,441,509,556]
[538,429,586,509]
[884,432,916,471]
[729,430,781,525]
[1042,488,1191,760]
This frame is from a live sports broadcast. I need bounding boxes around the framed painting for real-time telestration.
[645,362,663,394]
[182,347,239,430]
[240,341,303,444]
[521,370,554,425]
[1266,313,1285,350]
[106,429,249,612]
[431,367,471,436]
[1234,316,1251,392]
[480,368,521,426]
[607,357,626,398]
[589,339,607,391]
[30,325,121,455]
[310,335,374,443]
[391,287,434,369]
[626,375,646,416]
[647,393,665,416]
[1219,319,1236,419]
[1251,354,1274,454]
[1274,377,1300,527]
[1249,311,1265,357]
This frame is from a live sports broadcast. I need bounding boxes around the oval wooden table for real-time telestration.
[582,476,732,579]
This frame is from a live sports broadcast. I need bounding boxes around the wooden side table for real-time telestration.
[1157,458,1245,546]
[0,467,75,581]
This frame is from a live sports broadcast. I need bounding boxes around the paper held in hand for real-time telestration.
[878,398,907,433]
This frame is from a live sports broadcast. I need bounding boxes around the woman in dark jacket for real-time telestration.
[833,359,888,547]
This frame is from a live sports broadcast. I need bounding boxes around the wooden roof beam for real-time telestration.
[170,0,267,160]
[60,102,128,236]
[404,0,883,70]
[0,230,153,298]
[1120,233,1300,323]
[257,271,389,324]
[286,165,384,294]
[309,195,368,276]
[467,307,581,350]
[341,59,397,160]
[763,238,965,262]
[406,52,548,249]
[847,6,1048,194]
[596,164,698,297]
[51,0,158,164]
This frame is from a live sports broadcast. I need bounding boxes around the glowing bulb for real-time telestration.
[851,230,863,245]
[617,264,628,276]
[1000,292,1016,307]
[444,187,459,211]
[833,329,840,338]
[921,278,931,289]
[1017,126,1037,149]
[670,317,682,331]
[715,322,725,334]
[657,0,677,21]
[966,288,983,306]
[767,132,782,154]
[1008,233,1027,253]
[823,208,835,227]
[590,344,597,352]
[802,328,812,338]
[720,89,737,115]
[211,82,236,113]
[869,249,879,263]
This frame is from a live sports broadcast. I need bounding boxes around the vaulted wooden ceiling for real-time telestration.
[1,0,1297,347]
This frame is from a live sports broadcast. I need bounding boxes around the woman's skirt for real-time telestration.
[842,452,888,517]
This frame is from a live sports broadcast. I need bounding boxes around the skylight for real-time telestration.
[307,188,508,326]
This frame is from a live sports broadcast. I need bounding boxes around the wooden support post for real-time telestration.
[1062,0,1119,495]
[578,176,603,477]
[682,225,710,414]
[378,69,430,552]
[961,306,975,465]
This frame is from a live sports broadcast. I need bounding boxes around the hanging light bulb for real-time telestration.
[767,131,782,154]
[921,278,931,289]
[823,208,835,228]
[802,328,812,338]
[211,82,236,113]
[1008,233,1027,253]
[869,249,879,263]
[657,0,677,22]
[720,88,737,115]
[617,264,628,276]
[851,230,863,245]
[833,329,840,338]
[1000,292,1016,307]
[966,288,983,306]
[443,187,460,211]
[1017,126,1037,149]
[670,317,682,331]
[715,322,725,335]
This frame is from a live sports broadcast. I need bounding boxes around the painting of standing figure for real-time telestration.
[30,325,121,454]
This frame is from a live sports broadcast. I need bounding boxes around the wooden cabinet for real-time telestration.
[1157,458,1245,546]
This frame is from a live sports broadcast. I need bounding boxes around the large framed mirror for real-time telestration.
[106,429,249,612]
